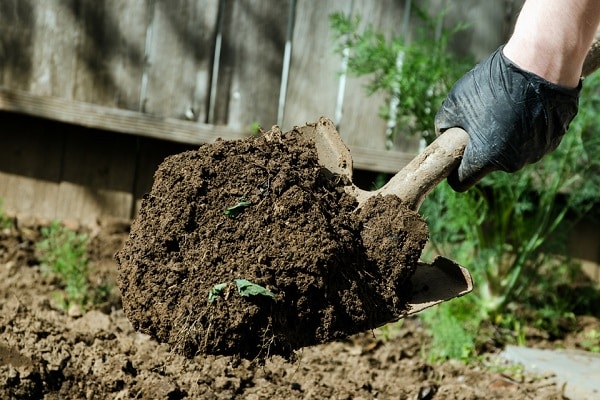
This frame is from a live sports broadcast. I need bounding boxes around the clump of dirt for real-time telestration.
[115,123,429,359]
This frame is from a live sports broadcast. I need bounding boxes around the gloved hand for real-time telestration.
[434,46,581,192]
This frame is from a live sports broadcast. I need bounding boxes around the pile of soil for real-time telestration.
[115,122,428,359]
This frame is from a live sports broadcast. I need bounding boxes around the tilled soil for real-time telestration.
[1,216,595,399]
[115,123,428,359]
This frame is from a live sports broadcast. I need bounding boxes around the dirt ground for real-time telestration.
[3,217,596,399]
[1,125,599,399]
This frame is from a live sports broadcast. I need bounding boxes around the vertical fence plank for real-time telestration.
[211,0,289,131]
[0,0,79,96]
[0,113,63,220]
[337,0,420,155]
[430,0,520,60]
[281,0,352,131]
[55,128,137,224]
[29,1,146,223]
[0,0,35,91]
[142,0,219,122]
[70,0,148,110]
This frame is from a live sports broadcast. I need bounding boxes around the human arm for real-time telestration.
[504,0,600,87]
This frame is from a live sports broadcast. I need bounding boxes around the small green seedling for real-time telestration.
[208,279,276,304]
[223,198,252,218]
[0,199,13,229]
[235,279,276,299]
[208,283,228,303]
[36,220,90,311]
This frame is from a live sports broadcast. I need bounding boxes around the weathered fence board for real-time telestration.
[0,115,63,219]
[337,0,417,153]
[281,0,350,131]
[0,89,247,144]
[281,0,421,154]
[55,130,137,223]
[69,0,148,109]
[0,114,138,224]
[214,0,290,130]
[0,1,38,92]
[27,0,80,97]
[143,0,219,120]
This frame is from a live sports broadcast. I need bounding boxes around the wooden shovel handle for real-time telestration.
[376,127,468,210]
[376,39,600,211]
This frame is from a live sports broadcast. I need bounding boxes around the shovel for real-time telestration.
[297,40,600,318]
[297,118,473,317]
[117,43,600,358]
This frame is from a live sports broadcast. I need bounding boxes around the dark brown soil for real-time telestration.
[115,124,428,359]
[3,216,598,399]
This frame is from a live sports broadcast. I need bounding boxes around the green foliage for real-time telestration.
[582,329,600,353]
[208,283,228,304]
[0,199,13,229]
[419,71,600,358]
[235,279,276,299]
[329,7,472,143]
[224,198,252,218]
[208,280,277,304]
[36,221,90,311]
[421,295,480,363]
[374,320,404,341]
[249,121,262,135]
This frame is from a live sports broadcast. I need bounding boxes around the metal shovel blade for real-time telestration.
[404,256,473,316]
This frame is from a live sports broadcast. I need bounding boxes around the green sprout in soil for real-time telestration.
[582,329,600,353]
[208,279,276,304]
[223,198,252,218]
[0,199,13,229]
[235,279,276,299]
[208,283,228,303]
[36,221,90,312]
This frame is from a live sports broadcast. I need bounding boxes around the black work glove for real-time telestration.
[435,46,581,192]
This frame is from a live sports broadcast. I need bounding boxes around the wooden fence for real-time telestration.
[1,0,520,224]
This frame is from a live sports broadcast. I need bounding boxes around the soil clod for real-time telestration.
[115,124,429,359]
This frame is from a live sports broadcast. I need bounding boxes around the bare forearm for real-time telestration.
[504,0,600,86]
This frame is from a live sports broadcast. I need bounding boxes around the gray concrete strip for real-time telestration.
[500,345,600,400]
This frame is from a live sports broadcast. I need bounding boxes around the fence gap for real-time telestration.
[277,0,296,127]
[207,0,226,124]
[139,0,156,113]
[385,0,412,150]
[333,0,355,128]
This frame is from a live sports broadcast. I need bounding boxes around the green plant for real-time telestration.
[208,279,277,304]
[329,6,472,145]
[484,357,527,381]
[37,221,90,311]
[249,121,262,135]
[418,71,600,356]
[582,329,600,353]
[208,283,228,303]
[0,199,13,229]
[224,198,252,218]
[235,279,276,299]
[420,295,481,363]
[374,320,404,342]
